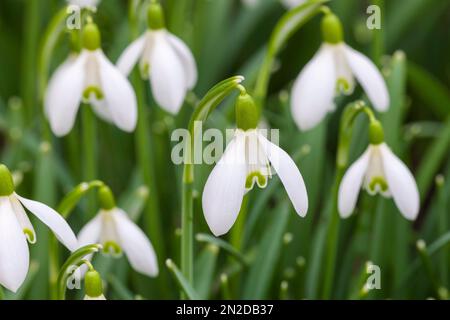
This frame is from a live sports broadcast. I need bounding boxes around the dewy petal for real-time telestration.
[15,194,78,252]
[338,147,371,218]
[45,53,86,137]
[379,144,420,220]
[9,196,36,244]
[343,44,389,112]
[97,51,138,132]
[166,32,198,89]
[149,32,187,114]
[291,44,337,131]
[113,209,158,277]
[116,34,146,76]
[78,213,102,247]
[0,197,29,292]
[258,134,308,217]
[202,133,247,236]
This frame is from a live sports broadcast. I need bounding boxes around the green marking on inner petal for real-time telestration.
[337,78,351,94]
[245,171,268,190]
[140,63,150,79]
[368,176,388,193]
[83,86,104,101]
[103,241,122,257]
[23,228,35,243]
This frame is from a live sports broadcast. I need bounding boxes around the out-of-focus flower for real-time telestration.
[338,122,419,220]
[291,12,389,131]
[0,164,77,292]
[202,93,308,236]
[242,0,305,9]
[67,0,100,9]
[117,2,197,114]
[45,21,137,136]
[78,186,158,277]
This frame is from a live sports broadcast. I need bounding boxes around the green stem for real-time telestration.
[371,0,385,66]
[82,106,97,216]
[181,176,194,297]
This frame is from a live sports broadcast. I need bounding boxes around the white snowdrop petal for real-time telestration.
[379,144,420,220]
[78,213,102,247]
[0,197,29,293]
[202,134,247,236]
[9,196,36,244]
[291,45,336,131]
[113,209,159,277]
[343,44,389,112]
[97,51,138,132]
[338,147,371,218]
[166,32,198,89]
[116,34,146,76]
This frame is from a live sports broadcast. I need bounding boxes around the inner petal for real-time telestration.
[363,148,390,197]
[100,210,122,257]
[244,131,272,192]
[334,45,355,95]
[83,53,104,102]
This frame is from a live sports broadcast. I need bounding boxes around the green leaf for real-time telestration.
[194,244,219,299]
[166,259,200,300]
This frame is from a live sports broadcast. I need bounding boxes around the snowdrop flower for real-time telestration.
[202,93,308,236]
[83,268,106,300]
[0,164,77,292]
[338,121,419,220]
[45,21,137,137]
[291,12,389,131]
[78,186,158,277]
[67,0,99,9]
[117,2,197,114]
[242,0,305,8]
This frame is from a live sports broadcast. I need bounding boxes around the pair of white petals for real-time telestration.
[338,143,420,220]
[202,129,308,236]
[292,43,389,131]
[117,29,197,114]
[45,50,137,137]
[0,194,77,292]
[78,207,158,277]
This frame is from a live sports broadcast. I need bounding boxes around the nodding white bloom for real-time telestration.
[291,13,389,131]
[0,165,77,292]
[78,187,158,277]
[242,0,305,8]
[67,0,99,9]
[338,143,419,220]
[202,128,308,236]
[116,2,197,114]
[45,22,137,137]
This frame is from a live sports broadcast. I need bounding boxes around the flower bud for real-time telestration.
[321,13,343,44]
[84,270,104,299]
[0,164,15,196]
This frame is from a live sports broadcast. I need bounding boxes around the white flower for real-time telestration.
[202,129,308,236]
[84,294,106,300]
[0,193,77,292]
[338,143,419,220]
[291,43,389,131]
[45,49,137,137]
[242,0,305,8]
[78,207,158,277]
[67,0,100,9]
[117,29,197,114]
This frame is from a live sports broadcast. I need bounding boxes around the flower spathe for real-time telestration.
[116,29,197,114]
[0,192,77,292]
[338,143,420,220]
[78,207,158,277]
[202,129,308,236]
[291,18,389,131]
[45,47,137,137]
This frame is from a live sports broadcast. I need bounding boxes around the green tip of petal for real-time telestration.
[0,164,15,196]
[147,2,165,30]
[82,22,101,51]
[235,92,259,131]
[368,176,388,194]
[24,228,36,244]
[245,171,268,191]
[85,270,103,298]
[321,12,344,44]
[103,240,122,257]
[98,186,116,210]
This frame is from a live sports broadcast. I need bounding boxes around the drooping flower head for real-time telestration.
[45,20,137,137]
[202,92,308,236]
[338,120,420,220]
[83,268,106,300]
[291,11,389,131]
[78,186,158,277]
[0,164,78,292]
[117,2,197,114]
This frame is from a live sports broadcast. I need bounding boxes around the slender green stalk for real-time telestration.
[436,175,448,287]
[81,106,97,216]
[181,174,194,287]
[371,0,384,66]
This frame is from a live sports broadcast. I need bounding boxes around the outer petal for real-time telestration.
[166,32,197,89]
[338,147,371,218]
[258,134,308,217]
[15,194,78,251]
[113,209,158,277]
[202,134,248,236]
[343,44,389,111]
[280,0,306,9]
[0,197,29,292]
[78,213,102,247]
[89,98,113,123]
[97,51,138,132]
[116,34,146,76]
[291,44,337,131]
[9,196,36,244]
[45,53,86,137]
[379,144,420,220]
[149,32,187,114]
